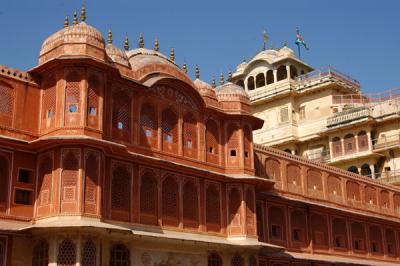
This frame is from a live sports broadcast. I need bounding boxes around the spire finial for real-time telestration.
[212,78,216,88]
[183,62,187,74]
[220,73,225,86]
[139,33,144,48]
[195,65,200,79]
[64,16,69,28]
[228,71,232,82]
[242,57,246,63]
[269,43,273,50]
[124,34,130,51]
[80,2,86,22]
[108,29,113,44]
[73,12,78,26]
[154,37,159,51]
[283,40,287,47]
[170,48,175,62]
[263,30,268,50]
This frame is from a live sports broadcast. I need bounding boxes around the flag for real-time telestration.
[295,27,309,50]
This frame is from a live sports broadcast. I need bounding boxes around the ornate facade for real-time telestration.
[1,7,400,266]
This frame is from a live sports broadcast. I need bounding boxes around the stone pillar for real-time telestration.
[355,134,359,152]
[244,77,248,91]
[370,164,376,179]
[328,138,334,159]
[76,236,82,266]
[341,138,345,156]
[286,65,291,80]
[367,131,373,151]
[273,69,278,83]
[49,237,57,266]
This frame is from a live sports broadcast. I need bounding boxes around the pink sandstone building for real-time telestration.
[0,6,400,266]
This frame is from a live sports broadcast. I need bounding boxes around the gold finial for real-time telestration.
[212,78,216,88]
[64,16,69,28]
[269,43,273,50]
[139,33,144,48]
[154,37,159,51]
[263,30,268,50]
[228,71,232,82]
[219,73,225,86]
[170,48,175,62]
[73,12,78,26]
[107,29,113,44]
[124,34,130,51]
[183,62,187,74]
[195,65,200,79]
[80,2,86,22]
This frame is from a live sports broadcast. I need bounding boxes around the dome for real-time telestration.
[216,82,250,104]
[127,48,176,71]
[194,79,217,97]
[39,22,105,64]
[278,46,295,56]
[106,44,129,67]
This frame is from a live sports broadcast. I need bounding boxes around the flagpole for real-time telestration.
[297,43,301,60]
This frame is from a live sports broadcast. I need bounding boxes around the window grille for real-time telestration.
[57,239,76,266]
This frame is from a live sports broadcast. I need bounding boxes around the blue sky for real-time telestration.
[1,0,399,93]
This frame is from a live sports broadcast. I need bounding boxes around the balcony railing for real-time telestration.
[305,150,331,163]
[333,88,400,105]
[327,107,371,127]
[375,170,400,185]
[372,134,400,150]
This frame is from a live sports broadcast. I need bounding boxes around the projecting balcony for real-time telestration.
[375,170,400,185]
[305,150,331,163]
[372,134,400,151]
[326,107,371,128]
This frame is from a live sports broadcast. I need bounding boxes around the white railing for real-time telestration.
[372,134,400,150]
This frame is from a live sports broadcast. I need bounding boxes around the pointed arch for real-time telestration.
[87,74,100,129]
[82,239,96,266]
[161,107,178,153]
[111,165,131,221]
[110,243,130,266]
[182,179,199,226]
[161,175,179,225]
[140,102,157,148]
[112,89,131,142]
[140,171,158,225]
[57,239,76,266]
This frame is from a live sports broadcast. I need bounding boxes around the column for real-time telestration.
[49,237,57,266]
[355,134,359,152]
[244,77,248,91]
[341,138,345,156]
[273,69,278,83]
[370,164,376,179]
[76,236,82,266]
[367,131,373,151]
[286,65,291,80]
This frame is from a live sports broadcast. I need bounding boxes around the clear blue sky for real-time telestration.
[1,0,399,93]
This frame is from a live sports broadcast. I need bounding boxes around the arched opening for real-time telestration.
[82,239,96,266]
[32,240,49,266]
[346,181,361,201]
[41,77,57,130]
[182,180,198,227]
[183,112,197,159]
[206,184,221,231]
[140,172,158,225]
[208,252,222,266]
[109,243,130,266]
[231,254,244,266]
[347,166,359,174]
[327,175,342,200]
[365,186,377,205]
[265,159,281,182]
[307,170,323,196]
[358,131,369,151]
[247,76,255,90]
[140,102,157,148]
[84,154,99,215]
[111,165,131,221]
[276,65,287,81]
[161,108,178,153]
[57,239,76,266]
[206,119,219,164]
[344,134,356,154]
[266,70,274,85]
[360,164,371,177]
[112,90,131,142]
[87,75,100,128]
[332,136,342,157]
[284,149,291,154]
[162,176,179,226]
[236,80,245,88]
[290,65,298,79]
[255,73,265,88]
[228,187,241,227]
[381,190,390,209]
[287,164,301,192]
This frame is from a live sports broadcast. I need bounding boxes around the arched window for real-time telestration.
[266,70,274,85]
[111,166,131,216]
[247,76,255,90]
[357,131,368,151]
[110,243,130,266]
[346,181,361,201]
[231,254,244,266]
[307,170,323,196]
[38,157,52,207]
[32,240,48,266]
[344,134,355,154]
[183,180,198,224]
[287,164,301,192]
[41,77,57,130]
[227,123,240,166]
[57,239,76,266]
[61,151,79,204]
[229,187,241,227]
[236,80,245,88]
[140,103,157,148]
[365,186,377,205]
[87,75,100,128]
[265,159,281,181]
[290,65,298,79]
[277,65,287,81]
[206,120,219,164]
[0,156,9,206]
[162,176,179,224]
[84,154,98,214]
[65,72,81,126]
[255,73,265,88]
[243,126,252,168]
[332,137,342,157]
[112,90,131,142]
[327,175,342,201]
[208,252,222,266]
[140,172,158,223]
[161,108,178,153]
[206,184,221,230]
[183,112,197,159]
[360,164,371,177]
[0,82,14,127]
[82,239,96,266]
[347,166,359,174]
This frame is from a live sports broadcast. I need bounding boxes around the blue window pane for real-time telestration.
[47,110,53,118]
[186,140,192,149]
[89,106,96,116]
[167,134,173,143]
[146,129,151,137]
[69,104,78,113]
[117,122,123,129]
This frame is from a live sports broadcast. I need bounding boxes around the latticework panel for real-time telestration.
[38,157,52,206]
[85,154,98,214]
[358,131,369,151]
[87,75,100,129]
[206,120,219,164]
[161,108,178,153]
[162,176,179,218]
[0,83,14,127]
[140,173,158,216]
[208,252,222,266]
[62,152,79,202]
[82,239,96,266]
[227,123,240,166]
[344,134,356,154]
[111,166,131,211]
[246,188,255,226]
[231,254,244,266]
[32,240,49,266]
[332,138,342,157]
[0,157,9,204]
[206,184,221,226]
[183,180,198,221]
[112,90,131,142]
[229,188,241,226]
[65,72,81,126]
[57,239,76,266]
[109,243,130,266]
[140,103,157,148]
[243,126,252,167]
[183,112,197,158]
[41,77,56,130]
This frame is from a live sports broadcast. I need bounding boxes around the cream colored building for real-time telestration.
[231,45,400,184]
